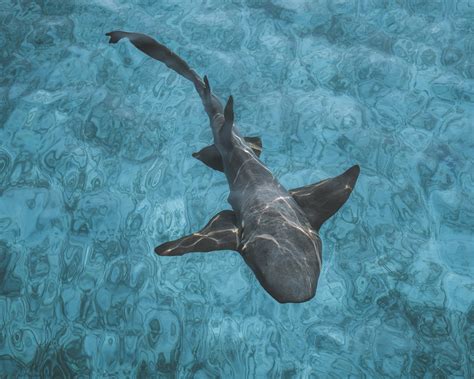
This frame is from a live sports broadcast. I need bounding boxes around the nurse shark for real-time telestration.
[106,31,360,303]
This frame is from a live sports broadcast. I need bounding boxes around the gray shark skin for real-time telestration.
[106,31,360,303]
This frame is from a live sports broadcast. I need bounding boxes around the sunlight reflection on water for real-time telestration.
[0,0,473,377]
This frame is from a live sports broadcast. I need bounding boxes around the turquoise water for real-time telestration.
[1,0,473,377]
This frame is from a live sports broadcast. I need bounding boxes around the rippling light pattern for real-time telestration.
[1,0,473,377]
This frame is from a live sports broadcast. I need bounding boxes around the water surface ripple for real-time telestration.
[0,0,473,377]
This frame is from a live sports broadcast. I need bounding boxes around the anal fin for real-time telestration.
[155,210,239,256]
[290,165,360,231]
[192,136,262,172]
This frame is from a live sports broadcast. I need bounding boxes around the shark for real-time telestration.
[106,31,360,303]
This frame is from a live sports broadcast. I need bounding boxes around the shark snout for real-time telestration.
[258,263,319,304]
[269,279,317,304]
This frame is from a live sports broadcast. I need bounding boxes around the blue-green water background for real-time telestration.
[1,0,473,377]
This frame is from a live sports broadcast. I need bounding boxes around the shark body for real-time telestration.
[107,31,359,303]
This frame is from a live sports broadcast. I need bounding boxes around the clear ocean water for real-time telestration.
[1,0,473,377]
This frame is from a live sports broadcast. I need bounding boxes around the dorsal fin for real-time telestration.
[192,136,262,172]
[220,95,234,149]
[290,165,360,230]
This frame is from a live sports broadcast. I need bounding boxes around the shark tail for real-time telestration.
[106,31,223,118]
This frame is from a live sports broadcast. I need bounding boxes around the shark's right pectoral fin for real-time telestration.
[290,165,360,231]
[155,210,239,256]
[192,136,262,172]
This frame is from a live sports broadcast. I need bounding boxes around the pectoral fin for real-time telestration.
[290,165,360,231]
[192,136,262,172]
[155,210,239,256]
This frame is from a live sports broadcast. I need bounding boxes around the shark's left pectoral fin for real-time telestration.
[290,165,360,231]
[155,210,239,256]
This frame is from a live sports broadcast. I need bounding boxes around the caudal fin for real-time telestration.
[106,31,223,118]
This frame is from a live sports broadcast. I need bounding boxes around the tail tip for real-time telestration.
[154,245,165,255]
[105,31,122,44]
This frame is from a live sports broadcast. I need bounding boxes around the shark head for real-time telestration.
[239,209,323,303]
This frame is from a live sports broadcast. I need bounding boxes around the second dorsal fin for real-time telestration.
[192,136,262,172]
